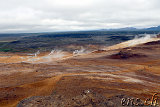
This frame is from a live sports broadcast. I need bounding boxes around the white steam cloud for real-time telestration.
[128,34,157,46]
[26,49,68,63]
[73,47,90,56]
[103,34,160,50]
[44,50,65,59]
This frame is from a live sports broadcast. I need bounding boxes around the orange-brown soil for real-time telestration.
[0,40,160,107]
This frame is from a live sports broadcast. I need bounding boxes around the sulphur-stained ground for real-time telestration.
[0,40,160,107]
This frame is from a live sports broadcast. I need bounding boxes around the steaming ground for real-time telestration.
[103,34,160,51]
[0,34,160,106]
[0,34,160,64]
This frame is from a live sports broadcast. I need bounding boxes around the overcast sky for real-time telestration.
[0,0,160,33]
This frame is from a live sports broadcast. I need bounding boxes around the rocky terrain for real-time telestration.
[0,35,160,107]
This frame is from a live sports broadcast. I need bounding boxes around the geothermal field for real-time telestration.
[0,32,160,107]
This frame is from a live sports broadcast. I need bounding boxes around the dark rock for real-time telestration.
[17,90,140,107]
[109,50,146,59]
[17,90,110,107]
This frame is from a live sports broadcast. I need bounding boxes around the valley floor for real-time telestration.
[0,40,160,107]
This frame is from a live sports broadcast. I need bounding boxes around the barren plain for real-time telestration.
[0,34,160,107]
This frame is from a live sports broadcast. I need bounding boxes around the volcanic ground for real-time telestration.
[0,37,160,107]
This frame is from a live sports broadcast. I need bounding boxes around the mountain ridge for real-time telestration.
[100,25,160,31]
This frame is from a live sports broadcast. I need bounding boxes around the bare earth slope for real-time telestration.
[0,39,160,106]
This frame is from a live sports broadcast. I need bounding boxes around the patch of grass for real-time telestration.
[0,48,13,52]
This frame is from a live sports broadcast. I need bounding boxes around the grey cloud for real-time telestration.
[0,0,160,33]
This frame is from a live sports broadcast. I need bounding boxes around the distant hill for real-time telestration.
[100,25,160,31]
[145,26,160,31]
[100,27,137,31]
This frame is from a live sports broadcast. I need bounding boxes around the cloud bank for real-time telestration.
[0,0,160,33]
